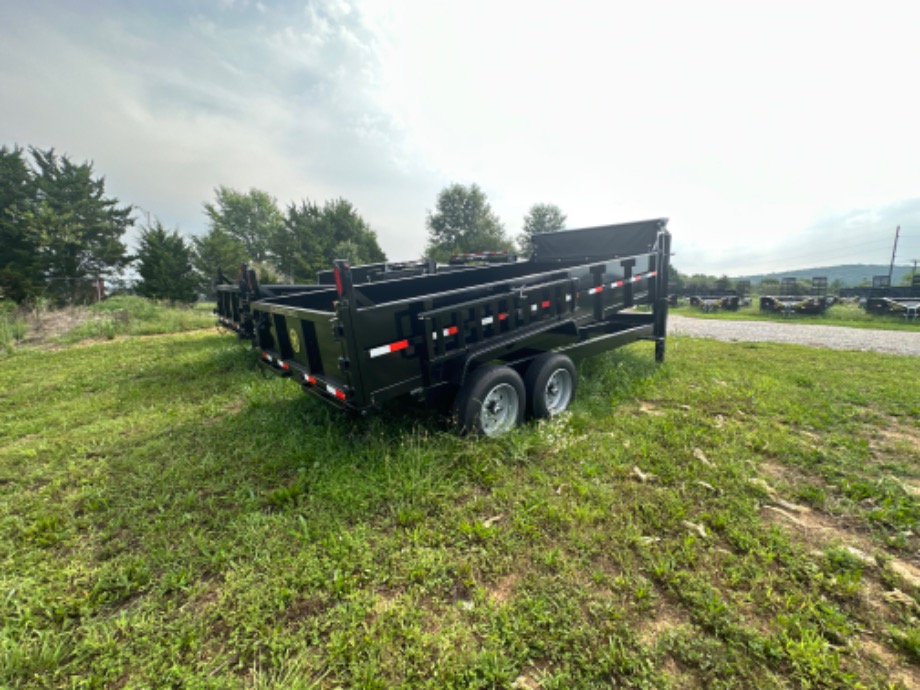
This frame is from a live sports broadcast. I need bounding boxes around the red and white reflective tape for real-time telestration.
[301,372,346,400]
[591,271,658,294]
[483,312,510,325]
[368,339,410,358]
[368,324,460,359]
[430,325,459,341]
[261,351,290,370]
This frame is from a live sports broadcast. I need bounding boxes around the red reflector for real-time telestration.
[445,326,458,336]
[391,339,410,352]
[541,300,550,308]
[498,313,508,321]
[307,375,316,385]
[335,389,346,400]
[333,267,343,295]
[281,361,290,370]
[261,352,270,360]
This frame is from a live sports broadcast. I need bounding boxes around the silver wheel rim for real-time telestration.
[544,368,573,415]
[480,382,520,436]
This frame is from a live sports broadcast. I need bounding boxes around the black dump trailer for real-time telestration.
[216,255,518,340]
[250,219,671,436]
[215,265,331,341]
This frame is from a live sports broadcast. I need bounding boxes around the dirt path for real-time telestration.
[668,315,920,356]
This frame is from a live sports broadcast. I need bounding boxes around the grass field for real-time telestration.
[670,301,920,332]
[1,318,919,688]
[0,296,214,352]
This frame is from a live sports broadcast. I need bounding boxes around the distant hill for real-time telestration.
[733,264,915,287]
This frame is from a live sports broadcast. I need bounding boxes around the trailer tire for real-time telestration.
[454,365,525,437]
[524,353,577,419]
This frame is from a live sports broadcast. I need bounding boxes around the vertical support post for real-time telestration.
[333,259,367,408]
[653,223,671,363]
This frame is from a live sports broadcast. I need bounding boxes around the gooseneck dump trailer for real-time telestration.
[250,219,671,435]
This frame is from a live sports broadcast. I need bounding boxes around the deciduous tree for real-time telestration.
[273,198,386,282]
[203,187,283,264]
[191,227,248,296]
[425,184,510,262]
[518,203,566,257]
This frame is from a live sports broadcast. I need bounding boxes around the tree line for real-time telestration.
[0,146,569,305]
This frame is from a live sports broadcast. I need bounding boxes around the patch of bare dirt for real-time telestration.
[18,306,91,345]
[512,661,552,689]
[856,635,920,689]
[487,574,518,605]
[760,461,806,487]
[638,604,690,647]
[224,399,246,414]
[282,595,329,624]
[372,588,401,616]
[760,486,920,584]
[874,426,920,448]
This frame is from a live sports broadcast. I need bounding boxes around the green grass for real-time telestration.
[1,329,919,688]
[53,296,215,344]
[0,302,28,352]
[672,300,920,331]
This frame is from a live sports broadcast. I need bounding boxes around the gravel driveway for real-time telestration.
[668,314,920,356]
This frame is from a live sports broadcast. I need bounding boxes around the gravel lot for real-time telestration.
[668,314,920,356]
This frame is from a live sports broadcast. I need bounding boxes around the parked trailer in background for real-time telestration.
[250,219,671,436]
[865,274,920,318]
[682,278,748,312]
[215,266,329,341]
[688,292,740,312]
[760,277,831,316]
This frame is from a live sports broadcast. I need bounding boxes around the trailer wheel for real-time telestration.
[454,365,525,436]
[524,353,576,419]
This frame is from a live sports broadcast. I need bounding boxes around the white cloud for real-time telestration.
[1,0,919,273]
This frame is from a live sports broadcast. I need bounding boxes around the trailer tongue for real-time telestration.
[249,218,671,435]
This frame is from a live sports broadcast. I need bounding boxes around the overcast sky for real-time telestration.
[2,0,919,276]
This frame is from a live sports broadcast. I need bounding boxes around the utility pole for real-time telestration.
[887,225,900,283]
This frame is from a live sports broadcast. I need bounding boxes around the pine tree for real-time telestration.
[30,148,132,304]
[135,221,197,302]
[0,146,40,302]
